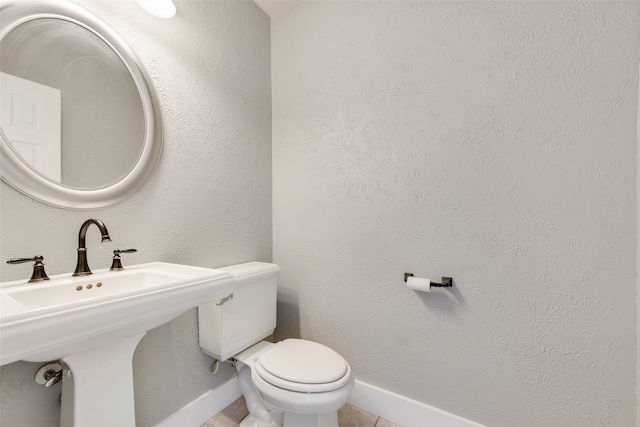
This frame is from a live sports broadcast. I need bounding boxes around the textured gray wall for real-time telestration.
[0,1,271,426]
[272,2,638,426]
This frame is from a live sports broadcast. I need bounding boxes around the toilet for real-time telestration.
[198,262,354,427]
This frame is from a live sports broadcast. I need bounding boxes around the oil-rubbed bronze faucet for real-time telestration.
[73,219,111,276]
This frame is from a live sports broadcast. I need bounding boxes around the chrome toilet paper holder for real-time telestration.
[404,273,453,287]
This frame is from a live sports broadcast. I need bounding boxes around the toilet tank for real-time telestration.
[198,262,280,361]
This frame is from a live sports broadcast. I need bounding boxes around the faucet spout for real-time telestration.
[73,219,111,276]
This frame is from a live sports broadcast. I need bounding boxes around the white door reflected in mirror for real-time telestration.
[0,72,61,182]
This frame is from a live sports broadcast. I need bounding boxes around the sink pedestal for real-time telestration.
[60,333,146,427]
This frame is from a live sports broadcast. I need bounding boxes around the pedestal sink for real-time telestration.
[0,262,236,427]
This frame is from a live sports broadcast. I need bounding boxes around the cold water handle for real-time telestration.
[109,249,138,271]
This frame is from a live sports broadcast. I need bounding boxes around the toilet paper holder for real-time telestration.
[404,273,452,287]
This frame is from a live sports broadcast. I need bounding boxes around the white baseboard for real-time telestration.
[348,380,485,427]
[154,376,484,427]
[154,376,242,427]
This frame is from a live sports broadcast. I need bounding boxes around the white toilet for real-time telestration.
[198,262,354,427]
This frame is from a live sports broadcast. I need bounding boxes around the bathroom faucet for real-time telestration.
[73,219,111,276]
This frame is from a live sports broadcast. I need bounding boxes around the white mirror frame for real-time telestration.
[0,0,163,209]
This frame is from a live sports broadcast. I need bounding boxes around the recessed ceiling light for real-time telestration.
[135,0,176,18]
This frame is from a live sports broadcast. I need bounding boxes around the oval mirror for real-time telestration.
[0,0,162,209]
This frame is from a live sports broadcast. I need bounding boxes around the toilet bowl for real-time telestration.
[235,339,354,427]
[198,262,354,427]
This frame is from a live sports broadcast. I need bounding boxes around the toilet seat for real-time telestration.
[255,339,351,393]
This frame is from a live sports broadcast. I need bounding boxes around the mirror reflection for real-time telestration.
[0,18,144,189]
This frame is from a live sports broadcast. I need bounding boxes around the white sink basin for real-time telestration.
[0,261,235,365]
[8,269,190,311]
[0,261,236,427]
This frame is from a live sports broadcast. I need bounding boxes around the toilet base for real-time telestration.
[283,411,339,427]
[237,364,283,427]
[239,408,340,427]
[239,414,281,427]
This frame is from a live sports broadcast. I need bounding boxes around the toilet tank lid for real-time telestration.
[218,262,280,288]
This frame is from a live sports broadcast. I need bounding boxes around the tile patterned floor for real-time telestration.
[201,396,402,427]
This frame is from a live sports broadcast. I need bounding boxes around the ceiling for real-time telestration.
[252,0,300,18]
